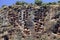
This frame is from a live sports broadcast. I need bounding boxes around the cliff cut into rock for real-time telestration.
[0,4,60,40]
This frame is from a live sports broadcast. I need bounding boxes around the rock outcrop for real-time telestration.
[0,4,60,40]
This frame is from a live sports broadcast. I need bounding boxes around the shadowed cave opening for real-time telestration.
[51,20,60,34]
[2,35,9,40]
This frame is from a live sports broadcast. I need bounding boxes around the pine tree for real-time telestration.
[35,0,42,6]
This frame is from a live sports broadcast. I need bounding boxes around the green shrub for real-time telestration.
[16,1,27,5]
[35,0,42,6]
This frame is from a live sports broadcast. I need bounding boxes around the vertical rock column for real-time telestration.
[21,10,24,28]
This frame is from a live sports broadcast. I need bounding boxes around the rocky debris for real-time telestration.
[0,4,60,40]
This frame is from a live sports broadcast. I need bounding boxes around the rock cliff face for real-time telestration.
[0,5,60,40]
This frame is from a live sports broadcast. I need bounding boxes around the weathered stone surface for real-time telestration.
[0,4,60,40]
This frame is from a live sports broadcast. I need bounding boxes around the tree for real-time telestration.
[58,0,60,5]
[52,2,56,5]
[35,0,42,6]
[16,1,27,5]
[2,5,7,7]
[58,1,60,3]
[47,2,56,5]
[47,2,52,5]
[16,1,22,5]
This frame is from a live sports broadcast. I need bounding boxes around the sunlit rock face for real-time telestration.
[0,5,60,40]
